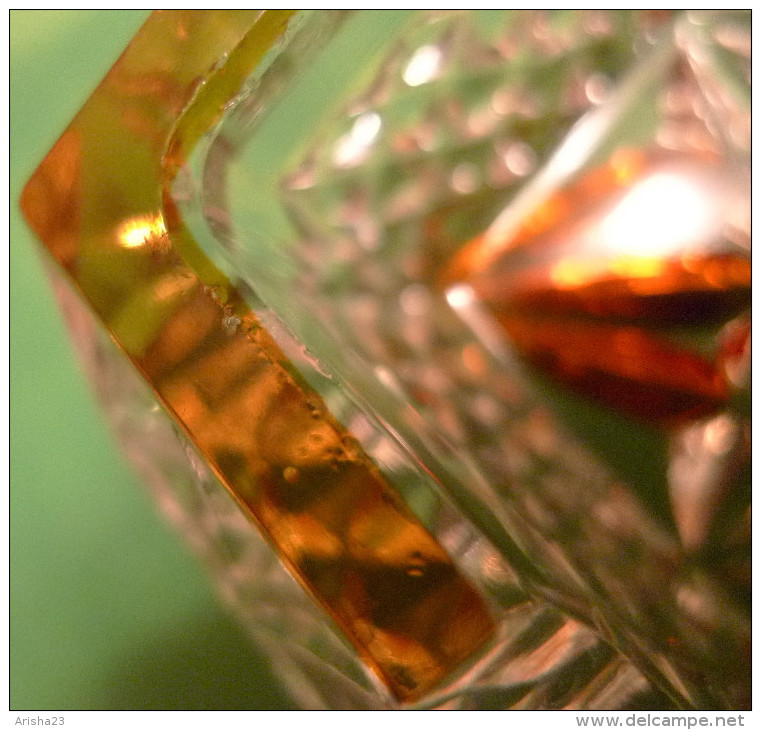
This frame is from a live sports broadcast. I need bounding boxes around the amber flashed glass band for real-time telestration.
[20,10,498,701]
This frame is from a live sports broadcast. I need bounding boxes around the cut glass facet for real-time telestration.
[22,9,750,710]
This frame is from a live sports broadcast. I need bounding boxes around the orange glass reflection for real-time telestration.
[21,10,495,702]
[445,150,750,425]
[118,213,167,249]
[497,314,728,424]
[143,292,495,700]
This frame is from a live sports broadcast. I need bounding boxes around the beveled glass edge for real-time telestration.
[19,9,499,702]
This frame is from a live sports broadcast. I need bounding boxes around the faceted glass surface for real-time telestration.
[181,9,750,708]
[23,9,750,710]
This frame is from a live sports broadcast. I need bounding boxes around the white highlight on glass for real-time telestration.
[598,171,719,258]
[403,44,443,87]
[502,142,537,177]
[333,111,383,168]
[445,284,475,311]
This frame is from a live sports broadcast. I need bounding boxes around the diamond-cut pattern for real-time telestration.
[279,10,750,708]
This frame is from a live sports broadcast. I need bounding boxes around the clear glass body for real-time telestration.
[23,10,750,710]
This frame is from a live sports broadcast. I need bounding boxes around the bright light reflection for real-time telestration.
[333,112,382,167]
[609,256,666,279]
[352,111,382,146]
[704,414,737,455]
[118,213,166,249]
[546,110,609,183]
[403,45,443,87]
[598,171,719,258]
[550,258,606,289]
[446,284,475,310]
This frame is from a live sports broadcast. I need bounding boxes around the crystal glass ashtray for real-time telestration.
[21,10,750,710]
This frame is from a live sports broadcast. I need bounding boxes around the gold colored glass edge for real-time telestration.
[20,9,496,702]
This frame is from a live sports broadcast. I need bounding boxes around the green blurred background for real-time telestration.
[10,10,293,710]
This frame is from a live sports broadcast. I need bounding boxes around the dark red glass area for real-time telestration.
[497,313,729,425]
